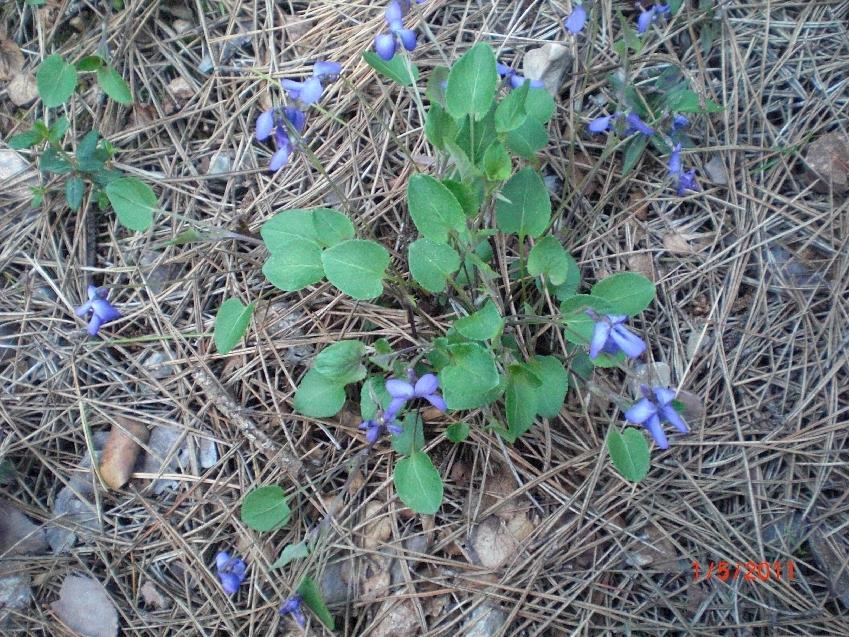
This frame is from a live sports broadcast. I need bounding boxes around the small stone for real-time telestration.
[463,604,508,637]
[168,77,194,100]
[172,19,193,34]
[704,155,728,185]
[207,151,232,176]
[804,132,849,194]
[7,73,39,106]
[523,43,571,97]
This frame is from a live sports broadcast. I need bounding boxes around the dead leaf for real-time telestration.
[627,254,655,281]
[0,499,47,555]
[139,580,170,609]
[470,515,521,568]
[167,77,195,101]
[362,501,392,550]
[360,557,391,602]
[99,417,149,490]
[370,599,420,637]
[0,37,24,82]
[522,43,571,97]
[480,466,524,521]
[0,149,37,201]
[703,155,728,185]
[663,232,696,254]
[804,131,849,194]
[51,575,118,637]
[809,526,849,607]
[7,72,38,106]
[624,522,679,569]
[46,486,100,554]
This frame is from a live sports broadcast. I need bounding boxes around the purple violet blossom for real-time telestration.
[667,142,682,176]
[374,0,418,61]
[215,551,247,596]
[359,413,403,445]
[624,112,654,136]
[496,62,544,90]
[385,372,446,418]
[588,114,614,133]
[625,385,689,449]
[588,313,646,360]
[564,4,587,34]
[75,285,121,337]
[279,594,306,628]
[676,168,700,196]
[256,106,305,171]
[671,114,689,130]
[637,3,670,34]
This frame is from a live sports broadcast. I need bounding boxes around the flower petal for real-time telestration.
[215,551,231,570]
[385,397,406,421]
[564,5,587,34]
[268,146,290,172]
[496,62,513,78]
[385,0,404,24]
[256,109,274,141]
[218,572,242,595]
[625,398,657,424]
[87,314,104,337]
[667,143,682,176]
[588,115,612,133]
[425,393,447,412]
[672,114,689,130]
[610,325,646,358]
[75,300,93,317]
[92,299,121,323]
[589,320,611,360]
[397,28,417,52]
[87,284,100,301]
[374,33,397,61]
[313,60,341,80]
[643,414,668,449]
[661,405,689,434]
[653,387,677,405]
[637,8,655,34]
[280,79,303,98]
[298,77,323,105]
[626,112,654,136]
[414,373,439,396]
[284,107,306,133]
[386,379,415,399]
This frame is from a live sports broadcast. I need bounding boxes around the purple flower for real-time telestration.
[496,62,544,90]
[385,372,446,418]
[256,107,305,171]
[676,168,699,196]
[667,142,682,176]
[374,0,418,61]
[312,60,342,81]
[75,285,121,337]
[588,313,646,360]
[671,114,689,130]
[588,115,613,133]
[215,551,247,595]
[637,3,671,34]
[280,594,306,628]
[624,112,654,136]
[625,385,689,449]
[359,414,403,445]
[281,76,324,106]
[564,4,587,34]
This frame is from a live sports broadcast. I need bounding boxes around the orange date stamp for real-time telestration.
[692,560,795,582]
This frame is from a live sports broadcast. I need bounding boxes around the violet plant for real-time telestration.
[7,53,157,231]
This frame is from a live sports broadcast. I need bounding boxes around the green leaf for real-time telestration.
[524,88,556,123]
[394,451,443,514]
[527,356,568,418]
[495,80,529,132]
[482,141,512,181]
[426,66,449,104]
[314,340,367,384]
[76,55,103,72]
[169,229,203,245]
[96,66,133,104]
[39,147,72,174]
[261,209,320,253]
[505,116,548,159]
[445,42,498,121]
[607,428,650,482]
[76,130,100,161]
[48,115,70,143]
[36,54,77,107]
[392,412,425,455]
[214,298,254,354]
[544,250,580,299]
[665,87,723,114]
[408,238,460,293]
[442,178,482,217]
[297,576,335,630]
[321,239,389,300]
[668,0,684,11]
[105,177,156,230]
[443,138,481,180]
[504,364,541,440]
[262,243,324,292]
[270,541,310,570]
[241,485,291,532]
[453,299,503,341]
[590,272,655,316]
[8,130,43,149]
[439,342,500,409]
[362,50,419,86]
[445,422,470,443]
[456,108,496,165]
[65,176,85,211]
[622,134,650,175]
[424,102,458,151]
[293,368,346,417]
[361,375,391,421]
[527,236,569,285]
[312,208,354,247]
[495,167,551,238]
[407,174,465,242]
